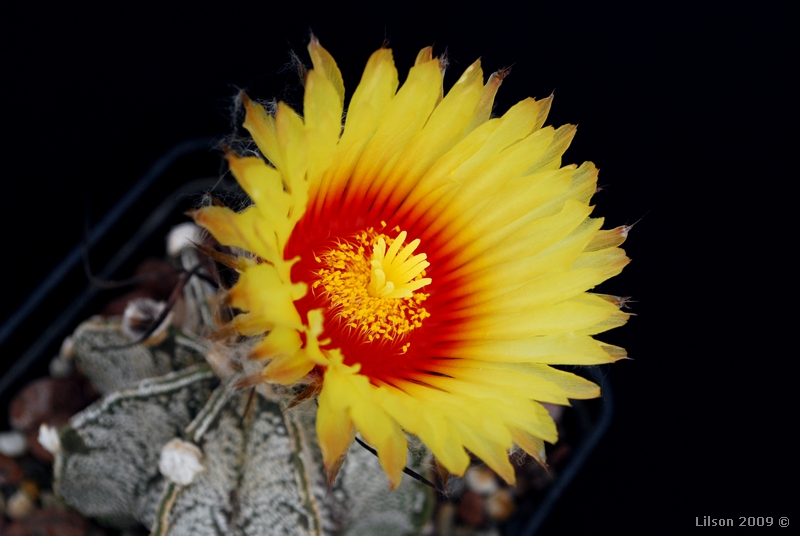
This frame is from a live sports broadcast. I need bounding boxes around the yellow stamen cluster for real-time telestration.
[312,228,432,342]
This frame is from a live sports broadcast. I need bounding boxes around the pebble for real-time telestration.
[97,257,181,318]
[4,509,94,536]
[19,479,40,501]
[464,465,499,496]
[6,489,35,520]
[456,490,485,526]
[9,378,55,431]
[9,377,91,432]
[135,257,181,300]
[0,453,24,485]
[0,430,28,457]
[485,488,515,521]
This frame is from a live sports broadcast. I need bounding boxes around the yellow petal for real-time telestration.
[200,42,632,491]
[263,351,316,384]
[451,333,626,365]
[307,36,345,107]
[250,325,303,360]
[192,205,276,263]
[228,263,304,329]
[316,366,356,479]
[304,39,344,185]
[374,59,486,212]
[458,295,621,339]
[344,54,442,211]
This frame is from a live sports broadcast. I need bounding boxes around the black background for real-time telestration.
[2,1,792,533]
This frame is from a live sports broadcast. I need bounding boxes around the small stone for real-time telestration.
[5,509,91,536]
[158,438,204,485]
[0,431,28,457]
[9,378,55,432]
[485,488,515,521]
[0,454,24,485]
[6,489,35,520]
[9,378,90,432]
[135,257,181,300]
[456,490,485,526]
[465,466,499,496]
[19,479,40,501]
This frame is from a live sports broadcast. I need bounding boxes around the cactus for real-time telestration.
[44,226,433,535]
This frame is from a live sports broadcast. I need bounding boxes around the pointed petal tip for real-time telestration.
[286,380,322,409]
[434,459,451,497]
[203,322,239,342]
[415,46,434,66]
[496,65,512,81]
[234,372,265,389]
[193,241,240,270]
[324,451,348,490]
[308,33,324,57]
[238,91,256,116]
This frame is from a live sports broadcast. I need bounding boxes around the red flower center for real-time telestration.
[289,223,447,386]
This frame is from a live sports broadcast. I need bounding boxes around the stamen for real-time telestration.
[368,231,432,299]
[313,229,432,342]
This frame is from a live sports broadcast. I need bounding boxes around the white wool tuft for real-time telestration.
[38,424,61,455]
[158,438,204,485]
[167,223,202,257]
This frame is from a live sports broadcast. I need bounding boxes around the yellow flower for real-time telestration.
[193,37,630,490]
